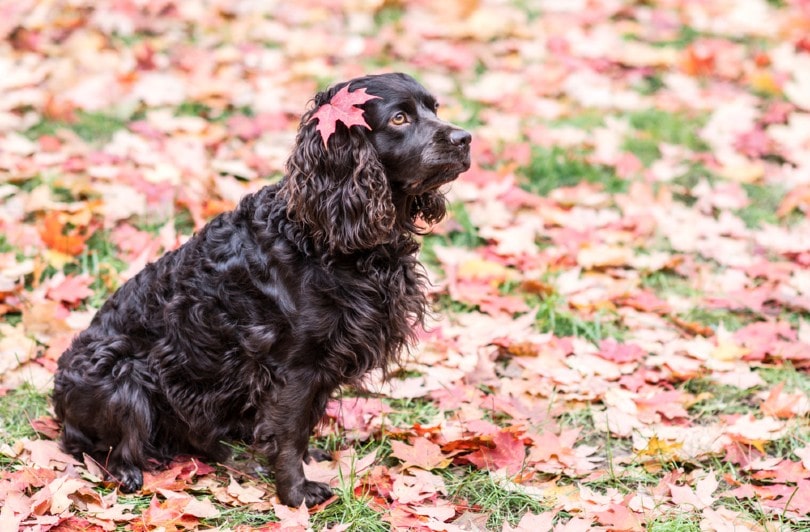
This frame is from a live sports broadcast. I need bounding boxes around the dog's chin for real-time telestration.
[410,158,471,193]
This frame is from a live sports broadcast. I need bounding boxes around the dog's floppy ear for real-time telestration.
[281,82,395,255]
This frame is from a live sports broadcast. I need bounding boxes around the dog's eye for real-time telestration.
[390,112,408,126]
[433,102,440,112]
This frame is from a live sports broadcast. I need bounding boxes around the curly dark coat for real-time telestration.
[52,73,471,507]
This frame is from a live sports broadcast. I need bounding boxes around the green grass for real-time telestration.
[758,363,810,395]
[736,183,798,229]
[374,4,405,28]
[25,111,129,142]
[58,229,128,307]
[635,72,666,95]
[681,378,759,419]
[310,488,388,531]
[443,468,550,529]
[647,25,702,49]
[647,512,701,531]
[203,506,278,528]
[0,234,14,253]
[676,307,750,332]
[0,386,50,458]
[642,270,698,298]
[532,293,624,343]
[383,397,442,428]
[548,111,605,130]
[623,109,708,166]
[520,146,627,196]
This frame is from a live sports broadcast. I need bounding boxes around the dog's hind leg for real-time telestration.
[98,372,160,492]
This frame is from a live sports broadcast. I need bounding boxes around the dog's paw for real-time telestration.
[114,465,143,493]
[280,480,333,507]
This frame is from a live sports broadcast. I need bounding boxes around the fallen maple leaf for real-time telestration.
[225,475,266,504]
[309,85,380,147]
[271,501,310,529]
[635,435,683,458]
[760,382,810,418]
[38,212,96,257]
[45,274,94,305]
[465,430,526,475]
[669,471,718,511]
[30,416,61,439]
[594,502,643,531]
[390,469,446,504]
[140,458,214,494]
[501,511,555,532]
[131,492,216,531]
[390,437,452,471]
[23,439,81,469]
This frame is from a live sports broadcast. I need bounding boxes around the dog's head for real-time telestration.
[282,73,471,254]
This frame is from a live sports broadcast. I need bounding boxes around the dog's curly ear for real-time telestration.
[281,85,395,255]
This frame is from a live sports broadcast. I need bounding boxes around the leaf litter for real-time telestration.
[1,0,810,530]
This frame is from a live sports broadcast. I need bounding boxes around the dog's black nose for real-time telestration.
[449,129,472,147]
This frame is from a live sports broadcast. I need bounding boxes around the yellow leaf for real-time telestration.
[711,341,750,362]
[637,436,683,457]
[457,259,514,283]
[748,70,781,95]
[577,245,634,269]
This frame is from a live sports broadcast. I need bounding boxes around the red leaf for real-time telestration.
[132,495,200,531]
[51,516,106,531]
[465,430,526,475]
[309,85,380,147]
[597,339,647,364]
[141,458,214,494]
[30,416,61,439]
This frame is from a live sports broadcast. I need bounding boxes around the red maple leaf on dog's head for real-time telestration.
[309,85,380,147]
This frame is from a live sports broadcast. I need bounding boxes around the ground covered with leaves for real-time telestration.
[1,0,810,530]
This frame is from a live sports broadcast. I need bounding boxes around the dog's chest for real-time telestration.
[297,252,423,377]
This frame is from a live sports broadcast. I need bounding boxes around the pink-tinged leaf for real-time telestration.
[158,490,219,519]
[23,439,81,469]
[669,471,718,510]
[501,511,555,532]
[700,507,761,531]
[272,502,310,529]
[465,430,526,475]
[390,438,451,470]
[750,459,807,483]
[309,86,380,147]
[594,503,643,531]
[555,517,598,532]
[30,416,61,439]
[45,274,94,305]
[390,469,446,504]
[597,339,647,364]
[225,476,266,504]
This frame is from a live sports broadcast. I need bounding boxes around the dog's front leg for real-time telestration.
[254,378,333,507]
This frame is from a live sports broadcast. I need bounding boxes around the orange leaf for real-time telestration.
[390,438,452,471]
[38,212,95,256]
